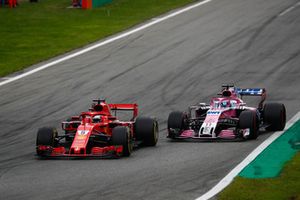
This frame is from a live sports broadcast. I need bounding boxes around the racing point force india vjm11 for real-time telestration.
[36,99,159,158]
[167,85,286,141]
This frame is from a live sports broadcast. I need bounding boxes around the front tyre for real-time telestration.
[167,111,188,139]
[36,127,58,156]
[263,103,286,131]
[112,126,132,157]
[238,111,259,140]
[135,117,159,146]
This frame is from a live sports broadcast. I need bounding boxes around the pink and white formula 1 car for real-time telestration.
[167,85,286,141]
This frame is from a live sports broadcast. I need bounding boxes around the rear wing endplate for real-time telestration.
[109,104,138,118]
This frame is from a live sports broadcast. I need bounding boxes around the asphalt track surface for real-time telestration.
[0,0,300,199]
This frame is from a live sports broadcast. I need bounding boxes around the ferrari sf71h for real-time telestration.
[167,85,286,141]
[36,99,158,158]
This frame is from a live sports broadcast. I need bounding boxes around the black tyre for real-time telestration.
[36,127,58,146]
[238,110,259,140]
[112,126,132,157]
[36,127,58,156]
[135,117,158,146]
[167,111,188,138]
[263,103,286,131]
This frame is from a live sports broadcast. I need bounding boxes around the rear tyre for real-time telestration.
[167,111,188,139]
[238,111,259,140]
[36,127,58,156]
[135,117,158,146]
[264,103,286,131]
[112,126,132,157]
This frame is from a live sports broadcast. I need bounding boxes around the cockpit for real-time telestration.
[211,99,238,109]
[92,115,102,123]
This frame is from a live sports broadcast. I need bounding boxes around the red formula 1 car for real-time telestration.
[167,85,286,141]
[36,99,158,158]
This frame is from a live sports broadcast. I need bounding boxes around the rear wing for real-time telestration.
[236,88,266,109]
[109,104,138,118]
[236,88,266,96]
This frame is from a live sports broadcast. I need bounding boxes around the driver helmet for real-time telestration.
[92,115,101,123]
[221,101,228,108]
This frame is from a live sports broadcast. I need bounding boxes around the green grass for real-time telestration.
[218,152,300,200]
[0,0,196,77]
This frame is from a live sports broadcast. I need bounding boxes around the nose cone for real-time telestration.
[70,147,85,154]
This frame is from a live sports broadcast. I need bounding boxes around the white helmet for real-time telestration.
[93,115,101,123]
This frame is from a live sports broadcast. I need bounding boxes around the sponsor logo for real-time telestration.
[78,130,89,135]
[207,111,221,115]
[238,88,263,95]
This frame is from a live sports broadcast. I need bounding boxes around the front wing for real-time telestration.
[36,145,123,158]
[168,129,243,141]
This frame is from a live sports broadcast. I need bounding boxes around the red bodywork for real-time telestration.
[37,100,138,158]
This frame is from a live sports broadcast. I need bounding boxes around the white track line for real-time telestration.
[279,1,300,17]
[196,111,300,200]
[0,0,213,87]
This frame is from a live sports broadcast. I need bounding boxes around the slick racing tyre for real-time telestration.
[36,127,58,156]
[263,103,286,131]
[36,127,58,146]
[167,111,188,139]
[238,110,259,140]
[135,117,159,146]
[112,126,132,157]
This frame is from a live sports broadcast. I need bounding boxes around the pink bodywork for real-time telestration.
[180,90,245,139]
[180,129,236,139]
